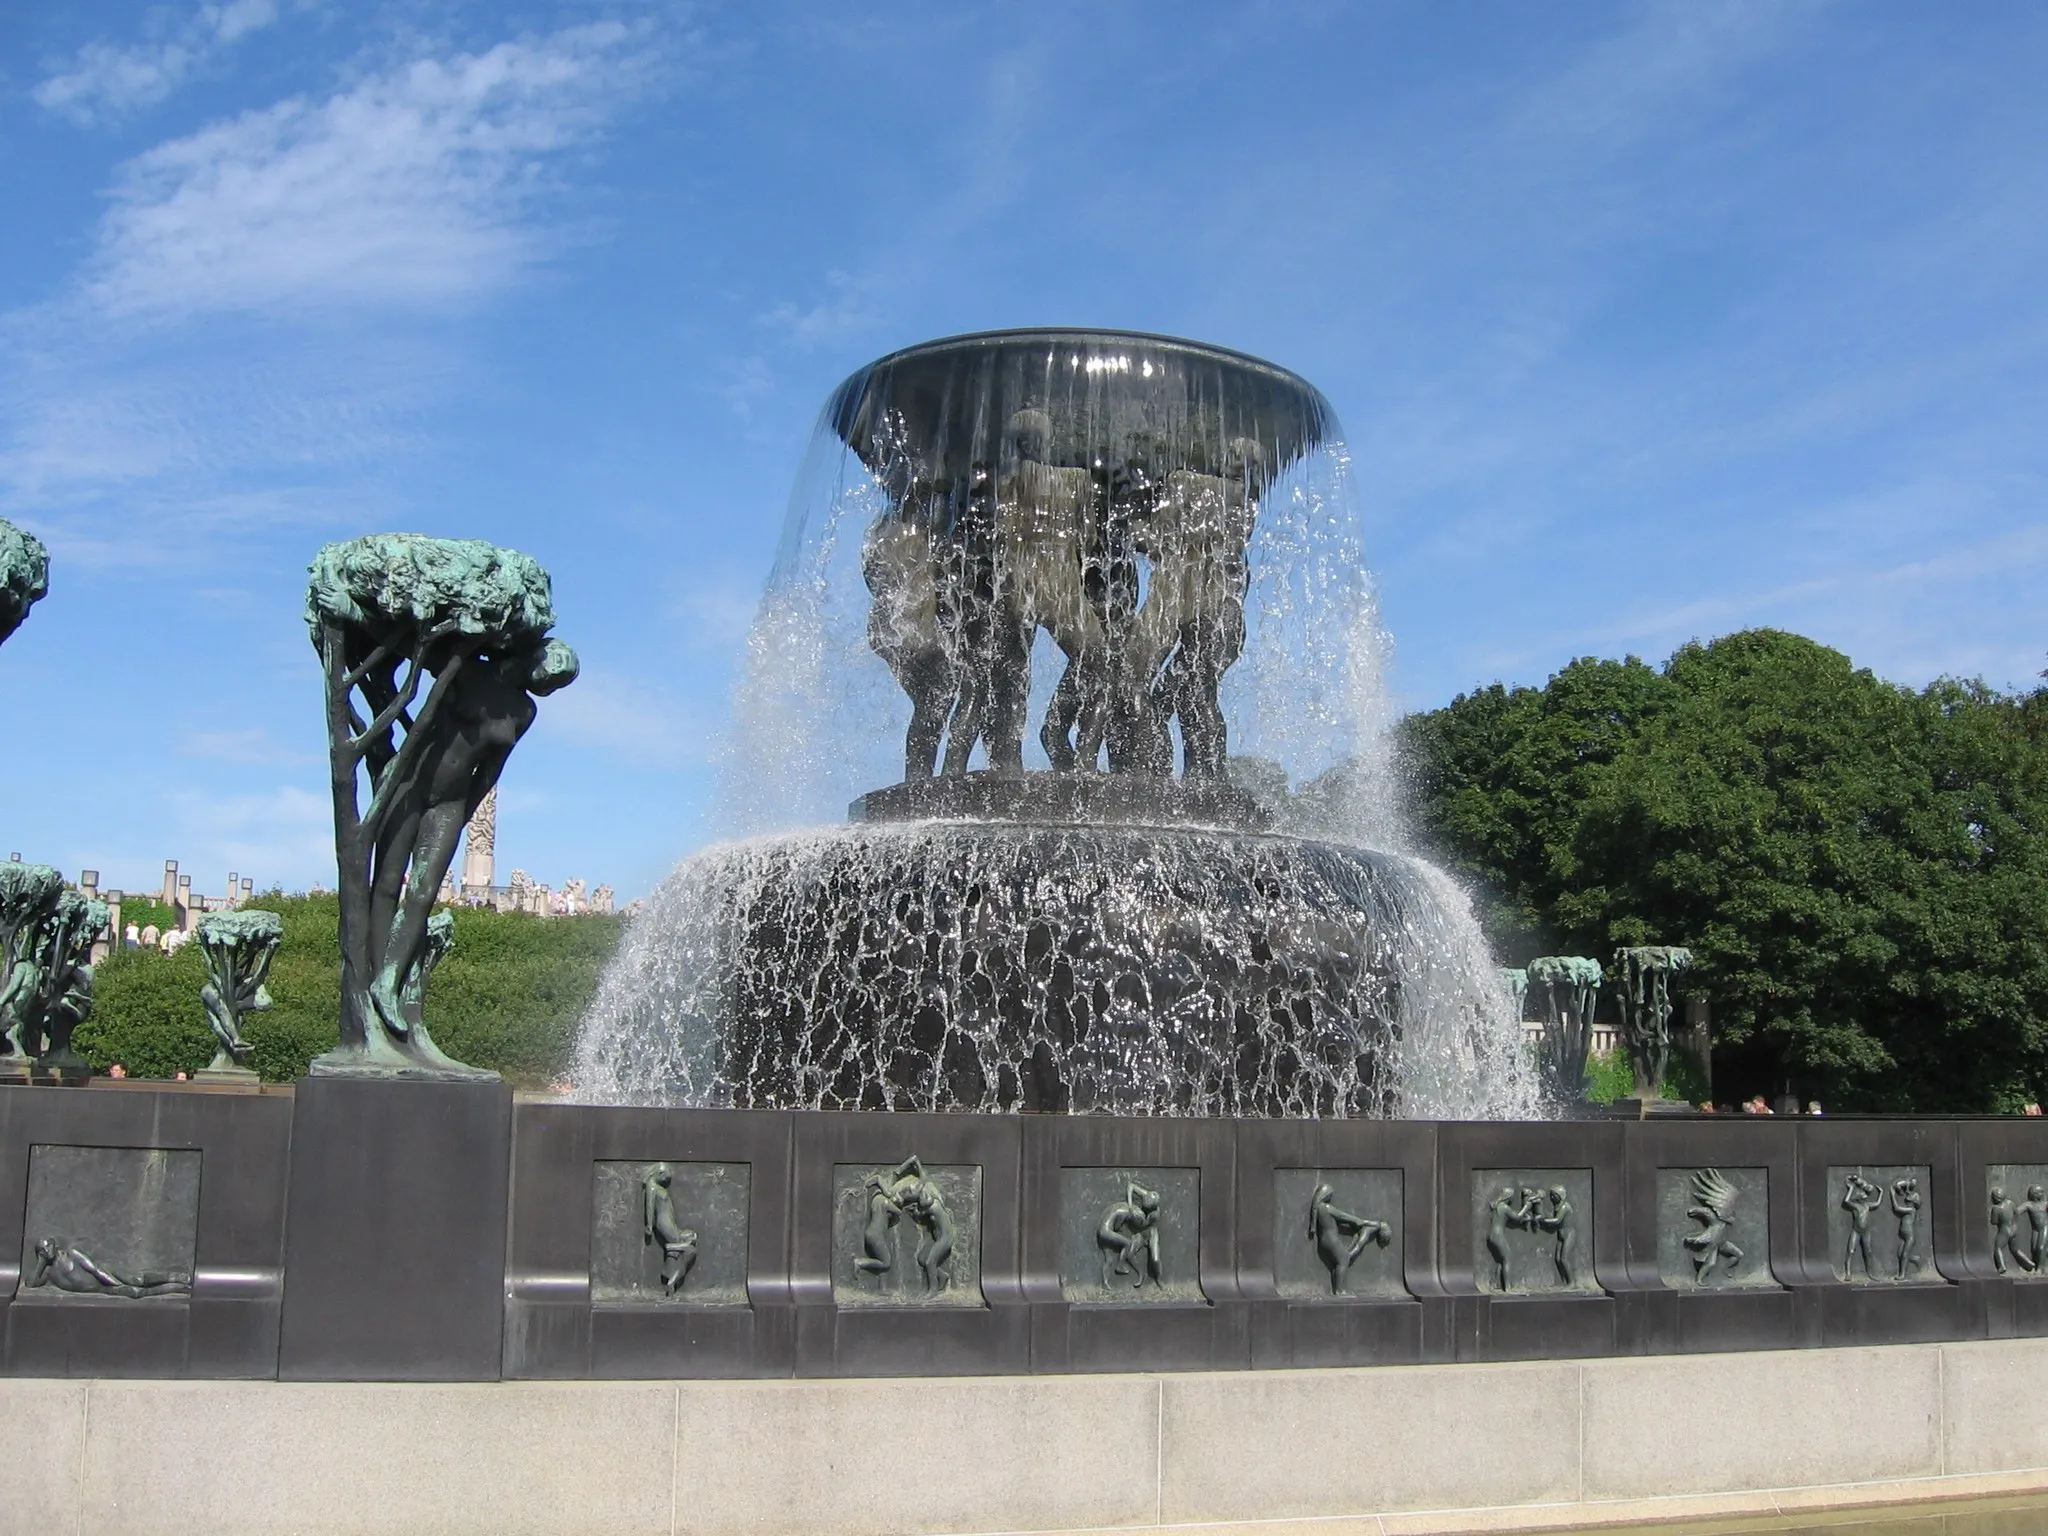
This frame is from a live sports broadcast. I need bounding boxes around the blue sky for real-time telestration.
[3,1,2045,899]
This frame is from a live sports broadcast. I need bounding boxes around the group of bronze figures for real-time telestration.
[1841,1173,1924,1281]
[1988,1183,2048,1275]
[863,410,1264,782]
[854,1156,959,1297]
[1484,1184,1582,1290]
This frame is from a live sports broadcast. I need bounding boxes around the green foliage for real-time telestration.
[1403,629,2048,1112]
[77,892,623,1085]
[75,942,213,1078]
[1580,1047,1709,1106]
[1585,1049,1634,1104]
[112,896,180,936]
[417,905,626,1087]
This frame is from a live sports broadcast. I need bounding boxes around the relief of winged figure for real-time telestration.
[1683,1168,1745,1284]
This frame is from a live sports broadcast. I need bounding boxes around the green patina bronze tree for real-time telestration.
[0,519,49,648]
[0,866,108,1077]
[0,863,65,1068]
[1615,944,1693,1099]
[306,535,577,1077]
[197,908,284,1072]
[1527,955,1603,1103]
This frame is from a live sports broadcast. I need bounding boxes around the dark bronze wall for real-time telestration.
[6,1081,2048,1380]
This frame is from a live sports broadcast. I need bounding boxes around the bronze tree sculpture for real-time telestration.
[306,534,577,1077]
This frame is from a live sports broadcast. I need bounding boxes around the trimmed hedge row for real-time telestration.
[76,894,625,1087]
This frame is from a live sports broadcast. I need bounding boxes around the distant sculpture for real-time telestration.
[1126,436,1260,779]
[1307,1181,1390,1295]
[1536,1184,1579,1287]
[1613,946,1693,1100]
[459,787,498,893]
[27,1237,189,1299]
[1098,1181,1163,1290]
[1841,1173,1882,1279]
[0,862,64,1066]
[1500,968,1528,1027]
[0,870,106,1076]
[196,908,282,1072]
[1891,1177,1923,1280]
[0,518,49,648]
[1991,1187,2022,1275]
[305,534,577,1076]
[1526,956,1602,1103]
[641,1165,700,1296]
[1683,1168,1745,1284]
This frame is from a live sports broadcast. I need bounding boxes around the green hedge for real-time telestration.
[76,894,625,1087]
[1582,1046,1711,1106]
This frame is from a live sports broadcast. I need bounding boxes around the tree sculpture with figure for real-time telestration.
[0,866,107,1078]
[306,534,577,1077]
[1614,944,1693,1100]
[0,518,48,649]
[1526,955,1603,1104]
[0,862,64,1069]
[197,908,284,1073]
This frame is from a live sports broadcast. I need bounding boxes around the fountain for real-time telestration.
[575,329,1538,1119]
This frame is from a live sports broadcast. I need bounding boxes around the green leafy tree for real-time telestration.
[1399,654,1673,960]
[1404,629,2048,1111]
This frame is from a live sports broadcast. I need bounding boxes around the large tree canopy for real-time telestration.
[1400,629,2048,1112]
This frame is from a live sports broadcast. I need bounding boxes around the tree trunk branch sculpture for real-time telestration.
[1527,955,1604,1105]
[306,535,577,1078]
[0,864,107,1078]
[197,908,284,1071]
[1615,945,1694,1100]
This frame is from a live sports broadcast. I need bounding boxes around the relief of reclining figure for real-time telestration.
[28,1236,191,1299]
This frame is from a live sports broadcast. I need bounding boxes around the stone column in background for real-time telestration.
[461,787,497,897]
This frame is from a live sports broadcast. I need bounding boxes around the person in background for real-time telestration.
[106,1062,126,1079]
[1807,1101,1824,1116]
[2025,1103,2044,1118]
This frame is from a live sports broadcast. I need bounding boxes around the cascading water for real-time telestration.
[573,329,1542,1119]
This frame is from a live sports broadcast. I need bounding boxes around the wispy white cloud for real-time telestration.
[0,19,668,565]
[35,0,284,125]
[759,269,879,347]
[82,21,655,323]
